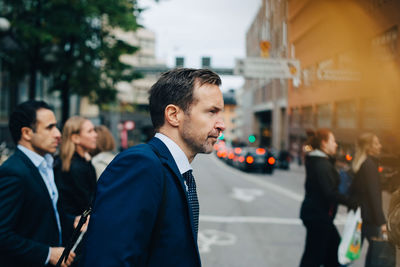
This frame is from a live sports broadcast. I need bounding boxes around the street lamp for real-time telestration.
[0,17,10,32]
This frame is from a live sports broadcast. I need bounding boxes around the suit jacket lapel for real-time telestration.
[148,138,200,251]
[15,149,58,223]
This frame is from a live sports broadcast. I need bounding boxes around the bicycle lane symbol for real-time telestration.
[198,229,237,253]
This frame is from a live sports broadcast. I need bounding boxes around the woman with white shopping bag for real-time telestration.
[351,133,395,267]
[299,129,357,267]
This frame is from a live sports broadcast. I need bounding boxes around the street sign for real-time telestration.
[316,69,361,81]
[260,41,271,58]
[234,57,300,80]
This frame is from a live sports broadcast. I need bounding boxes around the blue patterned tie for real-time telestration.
[183,170,199,236]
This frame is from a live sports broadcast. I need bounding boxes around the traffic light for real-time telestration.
[248,135,256,143]
[218,133,224,140]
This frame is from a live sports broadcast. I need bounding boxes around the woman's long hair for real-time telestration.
[60,116,87,172]
[352,133,376,173]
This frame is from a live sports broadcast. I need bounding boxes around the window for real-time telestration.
[361,98,391,129]
[336,101,356,129]
[301,106,314,128]
[371,26,398,61]
[290,107,300,128]
[317,104,332,128]
[0,62,9,120]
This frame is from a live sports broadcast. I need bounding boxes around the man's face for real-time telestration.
[29,108,61,156]
[180,83,225,156]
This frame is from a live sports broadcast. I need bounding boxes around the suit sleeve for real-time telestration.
[0,175,49,265]
[81,149,165,267]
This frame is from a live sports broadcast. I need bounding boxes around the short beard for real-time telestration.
[181,117,212,155]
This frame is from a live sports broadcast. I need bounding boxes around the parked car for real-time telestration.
[233,147,276,174]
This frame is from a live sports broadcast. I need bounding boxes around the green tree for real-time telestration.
[0,0,143,123]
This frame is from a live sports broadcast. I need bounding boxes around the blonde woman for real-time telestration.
[55,116,98,216]
[351,133,387,264]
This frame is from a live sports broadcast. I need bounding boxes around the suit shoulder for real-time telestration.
[0,155,25,189]
[115,144,159,161]
[0,153,26,178]
[108,144,163,172]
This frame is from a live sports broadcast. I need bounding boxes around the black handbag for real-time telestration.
[365,238,396,267]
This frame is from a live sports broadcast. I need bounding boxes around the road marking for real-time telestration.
[200,215,347,225]
[230,187,264,202]
[198,229,237,253]
[212,156,303,202]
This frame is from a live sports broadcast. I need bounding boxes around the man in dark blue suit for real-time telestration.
[81,68,226,266]
[0,100,76,266]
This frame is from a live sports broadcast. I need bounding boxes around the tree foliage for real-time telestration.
[0,0,143,122]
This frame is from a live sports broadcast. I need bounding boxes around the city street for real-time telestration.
[193,153,368,267]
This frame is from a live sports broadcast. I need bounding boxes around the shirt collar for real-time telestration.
[18,144,54,169]
[155,133,192,174]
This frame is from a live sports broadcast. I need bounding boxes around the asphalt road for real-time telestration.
[192,153,373,267]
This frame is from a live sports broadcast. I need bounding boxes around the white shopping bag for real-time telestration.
[338,207,362,265]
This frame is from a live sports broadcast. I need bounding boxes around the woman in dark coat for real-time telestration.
[299,129,355,267]
[55,116,98,216]
[54,116,98,266]
[351,133,387,265]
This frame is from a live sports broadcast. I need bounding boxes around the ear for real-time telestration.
[71,133,80,145]
[164,104,182,127]
[20,127,33,141]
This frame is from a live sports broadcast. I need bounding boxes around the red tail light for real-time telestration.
[246,156,254,164]
[228,152,234,159]
[378,166,383,173]
[239,156,245,163]
[234,147,242,154]
[345,154,352,161]
[268,157,276,165]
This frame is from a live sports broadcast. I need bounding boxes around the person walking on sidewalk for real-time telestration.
[0,100,75,267]
[81,68,226,267]
[299,128,356,267]
[351,133,393,265]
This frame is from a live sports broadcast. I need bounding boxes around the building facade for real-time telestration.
[222,89,237,143]
[241,0,290,149]
[287,0,400,155]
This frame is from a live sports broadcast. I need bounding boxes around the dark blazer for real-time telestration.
[54,153,97,216]
[81,137,201,267]
[0,149,73,267]
[352,156,386,226]
[300,151,353,223]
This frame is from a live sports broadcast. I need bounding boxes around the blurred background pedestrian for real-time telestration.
[0,100,76,267]
[351,133,395,266]
[90,125,117,180]
[299,128,356,267]
[55,116,97,216]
